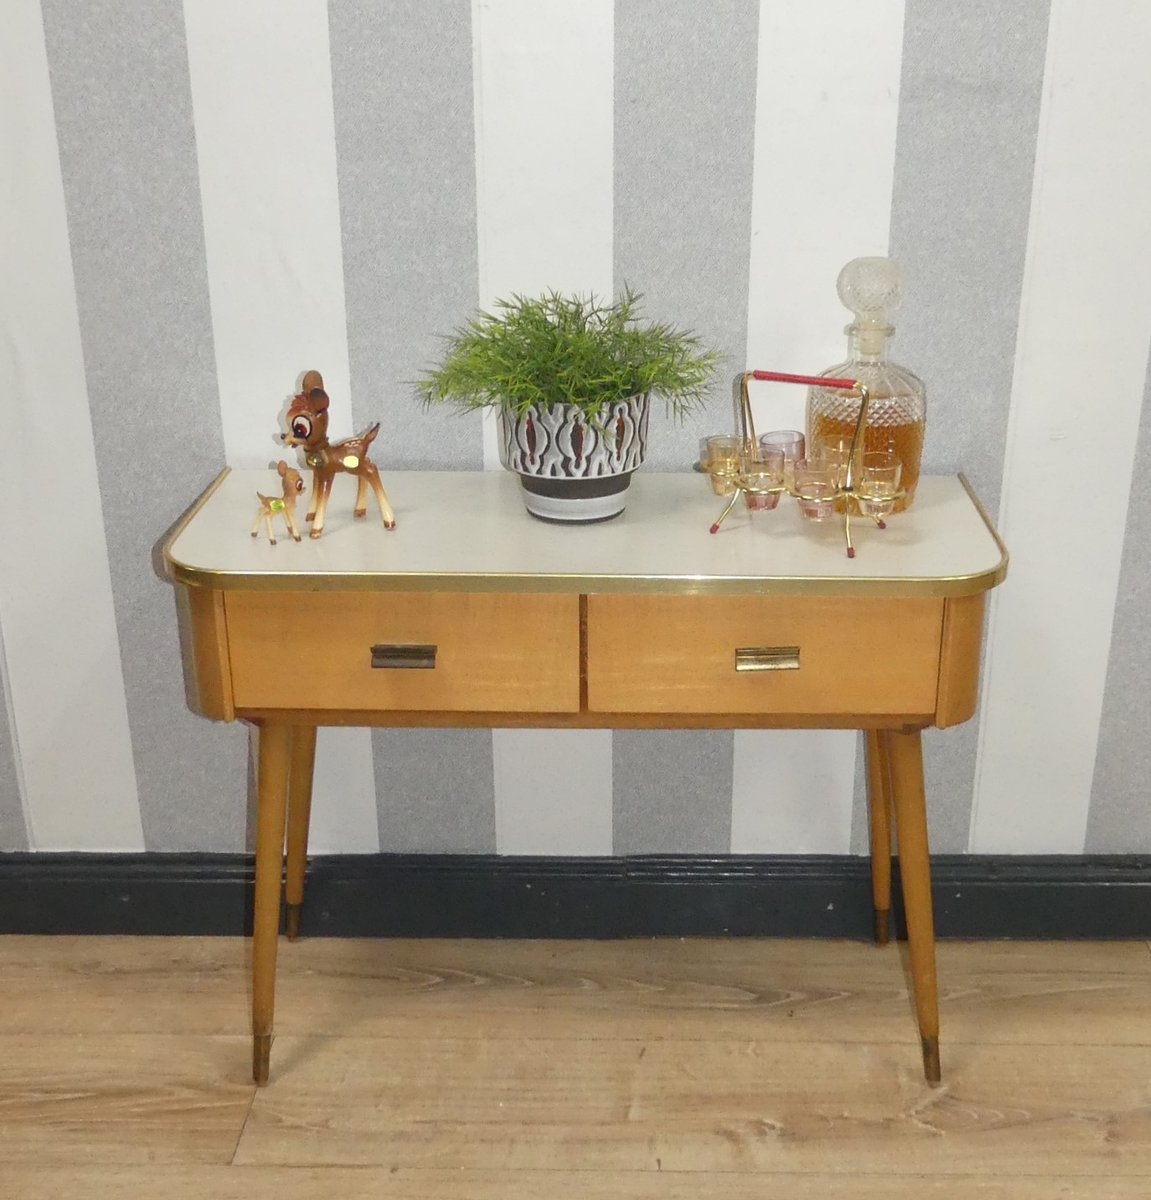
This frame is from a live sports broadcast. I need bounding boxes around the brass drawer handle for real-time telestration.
[734,646,800,672]
[370,644,437,670]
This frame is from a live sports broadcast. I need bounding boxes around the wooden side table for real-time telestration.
[165,469,1007,1086]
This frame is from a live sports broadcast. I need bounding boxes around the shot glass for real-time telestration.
[792,459,839,522]
[758,429,805,460]
[696,435,713,472]
[811,435,859,488]
[740,445,785,511]
[759,429,803,476]
[705,435,744,496]
[857,452,902,517]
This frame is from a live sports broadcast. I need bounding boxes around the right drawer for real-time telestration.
[586,595,944,716]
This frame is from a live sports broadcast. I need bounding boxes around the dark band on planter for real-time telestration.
[518,472,635,500]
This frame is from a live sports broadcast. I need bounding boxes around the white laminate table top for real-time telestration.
[165,469,1007,597]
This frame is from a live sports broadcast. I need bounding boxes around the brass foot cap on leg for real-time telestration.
[253,1034,272,1086]
[922,1035,942,1086]
[873,908,891,946]
[285,903,302,941]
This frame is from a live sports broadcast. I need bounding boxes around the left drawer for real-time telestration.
[225,591,580,713]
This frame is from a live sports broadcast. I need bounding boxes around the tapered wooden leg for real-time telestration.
[865,730,894,945]
[887,727,941,1085]
[252,723,291,1085]
[284,725,317,941]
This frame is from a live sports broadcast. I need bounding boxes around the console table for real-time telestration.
[165,468,1007,1086]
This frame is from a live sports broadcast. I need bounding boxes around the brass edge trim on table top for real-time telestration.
[161,466,232,582]
[959,471,1010,583]
[165,471,1009,600]
[167,563,1002,599]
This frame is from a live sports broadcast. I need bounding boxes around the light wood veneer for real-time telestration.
[226,591,580,713]
[586,594,944,716]
[163,468,1007,1090]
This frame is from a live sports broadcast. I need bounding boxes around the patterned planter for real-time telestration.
[498,393,651,523]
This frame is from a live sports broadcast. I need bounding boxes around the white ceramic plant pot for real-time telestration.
[498,393,650,523]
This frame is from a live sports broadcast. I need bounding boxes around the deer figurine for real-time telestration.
[281,370,396,538]
[251,461,305,545]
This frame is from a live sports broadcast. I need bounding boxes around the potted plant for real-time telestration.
[417,289,719,522]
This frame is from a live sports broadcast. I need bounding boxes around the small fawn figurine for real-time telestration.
[251,461,305,544]
[281,370,396,538]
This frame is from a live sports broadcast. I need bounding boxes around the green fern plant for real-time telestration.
[416,289,720,421]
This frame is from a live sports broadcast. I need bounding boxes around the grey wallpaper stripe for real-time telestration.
[850,0,1051,854]
[613,731,732,854]
[375,729,495,854]
[0,685,27,850]
[614,0,759,469]
[889,0,1051,515]
[41,0,248,851]
[330,0,481,470]
[612,0,758,852]
[329,0,494,852]
[1086,346,1151,852]
[848,734,869,859]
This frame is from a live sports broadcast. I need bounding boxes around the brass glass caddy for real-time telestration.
[708,369,908,558]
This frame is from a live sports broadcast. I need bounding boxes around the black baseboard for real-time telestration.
[1,852,1150,938]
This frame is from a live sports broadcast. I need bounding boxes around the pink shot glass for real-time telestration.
[793,459,839,522]
[741,446,785,511]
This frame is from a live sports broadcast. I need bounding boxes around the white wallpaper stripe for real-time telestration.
[184,0,380,853]
[731,0,906,855]
[471,0,616,471]
[744,0,906,433]
[731,730,857,854]
[183,0,356,457]
[971,0,1151,853]
[0,4,143,851]
[473,0,616,854]
[495,729,614,856]
[308,725,380,855]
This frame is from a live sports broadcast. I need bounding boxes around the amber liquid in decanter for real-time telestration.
[810,405,924,512]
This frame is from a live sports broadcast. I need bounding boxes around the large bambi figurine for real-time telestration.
[281,370,396,538]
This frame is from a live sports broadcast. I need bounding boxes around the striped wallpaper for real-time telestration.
[1,0,1149,858]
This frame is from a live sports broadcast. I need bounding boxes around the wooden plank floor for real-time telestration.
[2,936,1151,1197]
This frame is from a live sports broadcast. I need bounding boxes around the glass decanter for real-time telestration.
[806,257,925,511]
